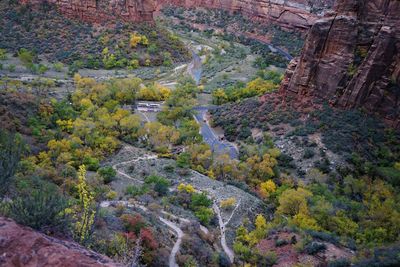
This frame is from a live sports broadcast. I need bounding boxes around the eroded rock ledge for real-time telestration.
[0,217,120,267]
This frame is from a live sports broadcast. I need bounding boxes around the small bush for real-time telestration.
[220,197,236,209]
[0,48,7,60]
[125,185,148,197]
[163,164,175,173]
[0,131,25,196]
[304,242,327,255]
[53,62,64,72]
[18,48,34,66]
[177,152,191,168]
[145,175,170,196]
[106,190,118,200]
[328,258,351,267]
[303,148,315,159]
[8,64,16,72]
[191,192,212,209]
[275,239,288,247]
[8,183,69,232]
[98,166,117,184]
[307,230,340,245]
[194,207,213,225]
[83,156,100,171]
[258,251,278,266]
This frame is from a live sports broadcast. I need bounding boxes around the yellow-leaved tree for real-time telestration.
[68,165,96,244]
[259,179,277,199]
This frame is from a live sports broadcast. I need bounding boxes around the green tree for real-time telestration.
[18,48,34,66]
[277,188,312,217]
[97,166,116,184]
[194,207,213,225]
[8,182,68,232]
[177,152,191,168]
[0,130,25,196]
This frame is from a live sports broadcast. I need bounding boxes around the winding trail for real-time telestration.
[111,146,241,266]
[108,149,187,267]
[112,154,157,184]
[100,198,185,267]
[159,217,184,267]
[213,199,241,263]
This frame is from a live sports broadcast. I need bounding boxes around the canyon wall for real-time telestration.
[156,0,334,30]
[20,0,334,30]
[280,0,400,128]
[19,0,155,23]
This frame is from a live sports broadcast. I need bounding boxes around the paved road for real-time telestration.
[194,106,238,159]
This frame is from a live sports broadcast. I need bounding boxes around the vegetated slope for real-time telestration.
[280,0,400,128]
[211,96,400,184]
[0,1,189,69]
[162,6,305,56]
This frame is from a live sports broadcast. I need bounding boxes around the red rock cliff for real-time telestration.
[0,217,120,266]
[156,0,334,31]
[19,0,155,23]
[280,0,400,128]
[19,0,334,30]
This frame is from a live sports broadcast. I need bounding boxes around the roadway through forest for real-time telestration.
[186,47,239,159]
[193,106,239,159]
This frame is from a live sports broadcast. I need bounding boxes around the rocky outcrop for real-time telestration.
[19,0,155,23]
[280,0,400,128]
[0,217,120,267]
[156,0,334,31]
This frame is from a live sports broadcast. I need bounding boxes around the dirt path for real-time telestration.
[107,150,187,267]
[112,154,157,184]
[213,199,241,263]
[108,146,240,266]
[159,217,184,267]
[100,199,185,267]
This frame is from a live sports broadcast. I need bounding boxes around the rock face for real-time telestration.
[280,0,400,128]
[19,0,334,30]
[156,0,334,31]
[19,0,155,23]
[0,217,120,267]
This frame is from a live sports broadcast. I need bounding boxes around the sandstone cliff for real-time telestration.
[0,217,120,266]
[156,0,334,30]
[19,0,155,23]
[19,0,334,30]
[280,0,400,128]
